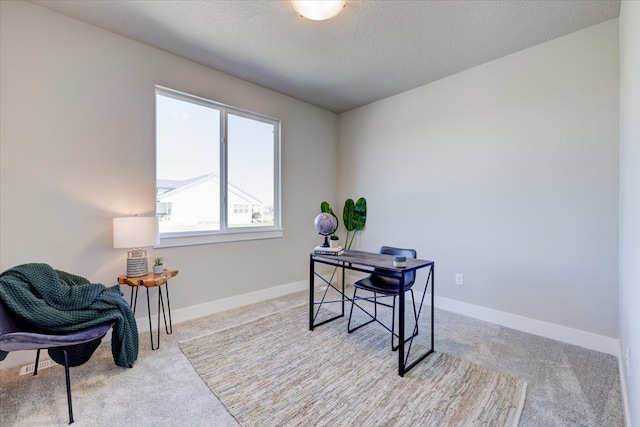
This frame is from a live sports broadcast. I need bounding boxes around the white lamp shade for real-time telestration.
[113,217,159,249]
[292,0,346,21]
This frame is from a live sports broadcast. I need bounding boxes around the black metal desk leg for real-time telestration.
[309,254,314,331]
[431,264,435,351]
[398,274,406,376]
[341,263,345,316]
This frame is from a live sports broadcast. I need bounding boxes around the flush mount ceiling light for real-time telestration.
[292,0,346,21]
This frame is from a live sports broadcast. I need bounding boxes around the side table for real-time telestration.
[117,269,178,350]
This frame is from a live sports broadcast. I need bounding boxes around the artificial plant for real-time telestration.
[343,197,367,249]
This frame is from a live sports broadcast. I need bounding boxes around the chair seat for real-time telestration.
[353,274,413,295]
[0,323,112,353]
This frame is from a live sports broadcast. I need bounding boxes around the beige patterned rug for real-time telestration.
[180,304,527,426]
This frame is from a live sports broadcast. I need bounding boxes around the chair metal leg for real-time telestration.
[33,349,41,375]
[348,288,376,333]
[347,288,358,332]
[373,292,378,319]
[62,349,74,424]
[350,287,418,353]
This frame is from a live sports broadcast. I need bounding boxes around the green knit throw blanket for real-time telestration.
[0,263,138,367]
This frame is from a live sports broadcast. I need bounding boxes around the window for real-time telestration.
[155,86,281,246]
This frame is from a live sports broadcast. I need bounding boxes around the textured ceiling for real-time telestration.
[31,0,620,113]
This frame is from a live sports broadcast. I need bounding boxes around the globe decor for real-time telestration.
[314,212,338,247]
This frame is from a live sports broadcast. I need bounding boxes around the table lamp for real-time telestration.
[113,216,159,277]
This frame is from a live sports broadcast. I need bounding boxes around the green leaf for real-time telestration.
[343,199,356,231]
[320,201,333,214]
[354,197,367,231]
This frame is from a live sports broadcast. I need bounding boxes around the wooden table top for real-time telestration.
[117,269,179,288]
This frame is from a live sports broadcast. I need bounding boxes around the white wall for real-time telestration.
[0,2,337,311]
[338,21,619,339]
[618,1,640,425]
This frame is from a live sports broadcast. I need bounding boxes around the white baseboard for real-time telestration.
[346,275,622,354]
[418,291,619,356]
[165,279,308,327]
[341,272,619,356]
[339,272,620,356]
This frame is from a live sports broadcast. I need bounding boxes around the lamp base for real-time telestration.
[126,256,149,277]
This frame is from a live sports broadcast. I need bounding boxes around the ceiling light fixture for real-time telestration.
[292,0,346,21]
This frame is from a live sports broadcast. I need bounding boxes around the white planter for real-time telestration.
[153,265,164,274]
[330,239,340,249]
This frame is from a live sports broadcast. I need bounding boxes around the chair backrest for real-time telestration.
[379,246,417,287]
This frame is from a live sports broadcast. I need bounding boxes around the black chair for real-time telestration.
[347,246,419,351]
[0,299,112,424]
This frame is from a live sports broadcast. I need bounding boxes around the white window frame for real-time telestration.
[155,86,282,248]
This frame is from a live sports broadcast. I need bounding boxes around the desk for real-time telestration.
[310,250,434,376]
[117,269,178,350]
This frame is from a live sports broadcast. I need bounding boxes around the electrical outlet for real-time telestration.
[455,273,464,286]
[625,346,630,376]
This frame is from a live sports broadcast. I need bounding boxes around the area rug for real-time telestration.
[180,304,527,426]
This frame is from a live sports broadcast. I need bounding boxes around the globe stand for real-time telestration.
[319,233,330,248]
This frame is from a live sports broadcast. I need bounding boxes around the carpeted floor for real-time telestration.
[0,288,626,426]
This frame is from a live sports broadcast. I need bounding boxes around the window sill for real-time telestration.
[156,229,284,248]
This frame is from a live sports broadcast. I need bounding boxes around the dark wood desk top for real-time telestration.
[311,249,433,272]
[117,269,179,288]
